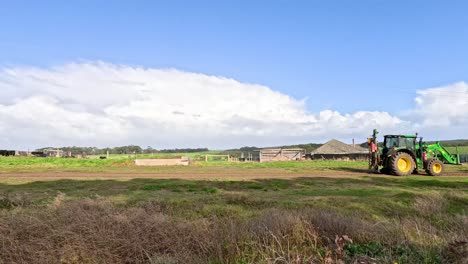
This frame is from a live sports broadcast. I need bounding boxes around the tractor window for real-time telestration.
[385,136,416,149]
[398,138,415,148]
[399,138,407,148]
[405,138,415,149]
[385,137,399,148]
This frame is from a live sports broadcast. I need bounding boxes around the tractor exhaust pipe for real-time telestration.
[419,137,424,165]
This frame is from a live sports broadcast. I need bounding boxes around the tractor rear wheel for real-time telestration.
[380,167,391,174]
[425,159,444,176]
[390,152,415,176]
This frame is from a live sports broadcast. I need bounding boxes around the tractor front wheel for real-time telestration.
[390,152,415,176]
[425,159,444,176]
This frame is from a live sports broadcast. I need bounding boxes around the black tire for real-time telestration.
[425,159,444,176]
[389,152,415,176]
[380,167,391,174]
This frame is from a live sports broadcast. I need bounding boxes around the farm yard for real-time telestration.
[0,156,467,264]
[4,1,468,263]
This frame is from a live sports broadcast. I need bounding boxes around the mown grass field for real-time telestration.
[1,155,467,173]
[0,156,467,263]
[446,145,468,156]
[0,156,369,174]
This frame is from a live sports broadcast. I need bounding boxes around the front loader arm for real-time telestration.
[426,142,461,165]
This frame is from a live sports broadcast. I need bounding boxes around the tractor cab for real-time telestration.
[382,135,418,156]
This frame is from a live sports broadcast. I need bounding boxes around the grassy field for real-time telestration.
[0,157,467,263]
[446,145,468,154]
[0,151,225,172]
[1,155,467,173]
[88,151,225,160]
[0,156,372,173]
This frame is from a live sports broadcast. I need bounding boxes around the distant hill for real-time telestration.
[36,146,209,155]
[36,139,468,157]
[426,139,468,147]
[226,143,322,154]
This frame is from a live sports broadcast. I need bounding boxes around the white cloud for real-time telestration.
[406,82,468,140]
[413,82,468,127]
[1,62,463,150]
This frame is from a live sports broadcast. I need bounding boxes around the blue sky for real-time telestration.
[0,1,467,149]
[2,0,467,111]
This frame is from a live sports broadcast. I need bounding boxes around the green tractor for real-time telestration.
[368,129,461,176]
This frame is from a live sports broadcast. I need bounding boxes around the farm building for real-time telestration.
[1,150,39,157]
[0,150,16,156]
[309,139,368,160]
[259,148,305,162]
[41,148,72,157]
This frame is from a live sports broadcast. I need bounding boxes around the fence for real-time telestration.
[259,149,305,162]
[135,158,190,166]
[205,155,230,162]
[307,153,369,161]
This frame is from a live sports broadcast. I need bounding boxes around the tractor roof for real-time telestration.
[384,135,417,138]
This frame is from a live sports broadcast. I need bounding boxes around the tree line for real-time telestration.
[36,146,209,155]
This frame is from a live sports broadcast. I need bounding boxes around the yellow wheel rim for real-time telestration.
[397,157,412,172]
[432,163,442,174]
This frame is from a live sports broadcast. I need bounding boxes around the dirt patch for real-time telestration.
[0,170,358,181]
[0,167,466,181]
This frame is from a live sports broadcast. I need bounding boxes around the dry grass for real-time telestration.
[1,197,466,264]
[0,173,466,263]
[1,199,212,264]
[413,191,447,216]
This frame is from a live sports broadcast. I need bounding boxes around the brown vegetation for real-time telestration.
[1,197,466,264]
